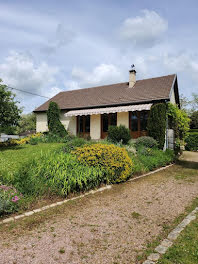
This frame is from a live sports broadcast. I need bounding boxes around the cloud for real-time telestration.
[0,51,59,96]
[163,52,198,82]
[119,10,168,48]
[65,63,124,89]
[41,23,76,54]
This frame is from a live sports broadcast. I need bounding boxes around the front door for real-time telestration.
[101,113,117,139]
[77,115,90,139]
[129,111,149,138]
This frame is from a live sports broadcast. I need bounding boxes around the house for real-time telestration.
[34,69,180,147]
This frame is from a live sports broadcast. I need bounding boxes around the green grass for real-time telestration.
[0,143,64,183]
[157,214,198,264]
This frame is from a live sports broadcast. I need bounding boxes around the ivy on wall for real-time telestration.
[147,103,167,149]
[167,103,190,150]
[47,101,67,137]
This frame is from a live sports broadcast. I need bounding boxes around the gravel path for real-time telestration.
[1,153,198,264]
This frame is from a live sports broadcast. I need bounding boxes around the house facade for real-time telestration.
[34,70,180,146]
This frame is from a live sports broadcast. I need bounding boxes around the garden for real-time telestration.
[0,101,191,218]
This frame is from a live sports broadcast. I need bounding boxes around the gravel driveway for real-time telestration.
[0,152,198,264]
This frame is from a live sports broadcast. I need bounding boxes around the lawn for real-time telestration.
[157,214,198,264]
[0,143,64,182]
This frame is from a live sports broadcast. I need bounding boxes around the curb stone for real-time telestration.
[143,206,198,263]
[0,164,173,226]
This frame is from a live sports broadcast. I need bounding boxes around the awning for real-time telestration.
[65,103,152,117]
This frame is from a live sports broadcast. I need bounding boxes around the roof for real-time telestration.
[34,74,176,112]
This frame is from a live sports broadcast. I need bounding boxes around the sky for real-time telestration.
[0,0,198,113]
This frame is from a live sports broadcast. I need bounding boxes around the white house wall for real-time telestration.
[36,113,48,132]
[36,111,76,135]
[117,112,129,128]
[170,88,176,104]
[90,114,101,140]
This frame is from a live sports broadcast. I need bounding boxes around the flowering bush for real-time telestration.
[0,183,21,216]
[73,144,133,182]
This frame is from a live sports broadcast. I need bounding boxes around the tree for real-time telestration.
[190,111,198,129]
[47,101,67,137]
[147,103,167,149]
[16,113,36,134]
[191,93,198,111]
[0,79,22,133]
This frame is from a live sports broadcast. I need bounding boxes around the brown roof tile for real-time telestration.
[34,74,176,112]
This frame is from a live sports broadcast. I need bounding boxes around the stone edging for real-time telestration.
[142,207,198,264]
[0,163,174,226]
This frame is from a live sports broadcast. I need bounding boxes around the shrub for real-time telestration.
[185,133,198,151]
[107,125,131,144]
[73,143,133,182]
[62,137,88,153]
[148,103,167,149]
[47,101,67,137]
[13,152,104,196]
[135,136,158,150]
[137,148,174,171]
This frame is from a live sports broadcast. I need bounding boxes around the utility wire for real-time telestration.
[7,86,50,99]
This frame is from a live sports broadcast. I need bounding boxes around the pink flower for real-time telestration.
[12,196,19,203]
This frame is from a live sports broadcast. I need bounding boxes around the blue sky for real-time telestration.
[0,0,198,113]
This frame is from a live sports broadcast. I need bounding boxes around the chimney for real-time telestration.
[129,69,136,88]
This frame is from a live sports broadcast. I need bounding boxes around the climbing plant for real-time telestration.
[147,103,167,149]
[47,101,67,137]
[167,103,190,141]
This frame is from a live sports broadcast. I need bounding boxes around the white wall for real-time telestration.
[117,112,129,128]
[170,89,176,104]
[90,114,101,139]
[36,113,48,132]
[36,111,76,135]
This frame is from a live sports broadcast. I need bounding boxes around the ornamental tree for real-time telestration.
[147,103,167,149]
[47,101,67,137]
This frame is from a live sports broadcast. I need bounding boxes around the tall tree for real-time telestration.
[0,79,22,133]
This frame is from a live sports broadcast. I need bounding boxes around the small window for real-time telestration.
[140,111,148,131]
[85,115,90,132]
[102,114,109,132]
[77,115,90,134]
[110,113,117,126]
[130,112,138,131]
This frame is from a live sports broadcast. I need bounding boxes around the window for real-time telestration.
[102,113,117,132]
[130,112,138,131]
[140,111,148,131]
[77,115,90,134]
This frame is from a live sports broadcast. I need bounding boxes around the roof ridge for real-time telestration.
[60,73,176,93]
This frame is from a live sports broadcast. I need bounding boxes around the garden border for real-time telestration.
[142,206,198,264]
[0,163,174,226]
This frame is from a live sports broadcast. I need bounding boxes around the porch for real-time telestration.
[65,104,152,140]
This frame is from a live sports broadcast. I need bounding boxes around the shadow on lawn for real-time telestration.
[176,159,198,170]
[0,146,26,152]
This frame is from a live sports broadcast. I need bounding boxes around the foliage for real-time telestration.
[73,144,133,182]
[167,103,190,140]
[107,125,131,144]
[47,101,67,137]
[135,136,158,150]
[0,183,21,216]
[190,111,198,129]
[147,103,167,149]
[185,132,198,151]
[0,79,22,133]
[136,148,174,171]
[16,113,36,134]
[13,152,104,197]
[0,143,64,184]
[62,136,88,153]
